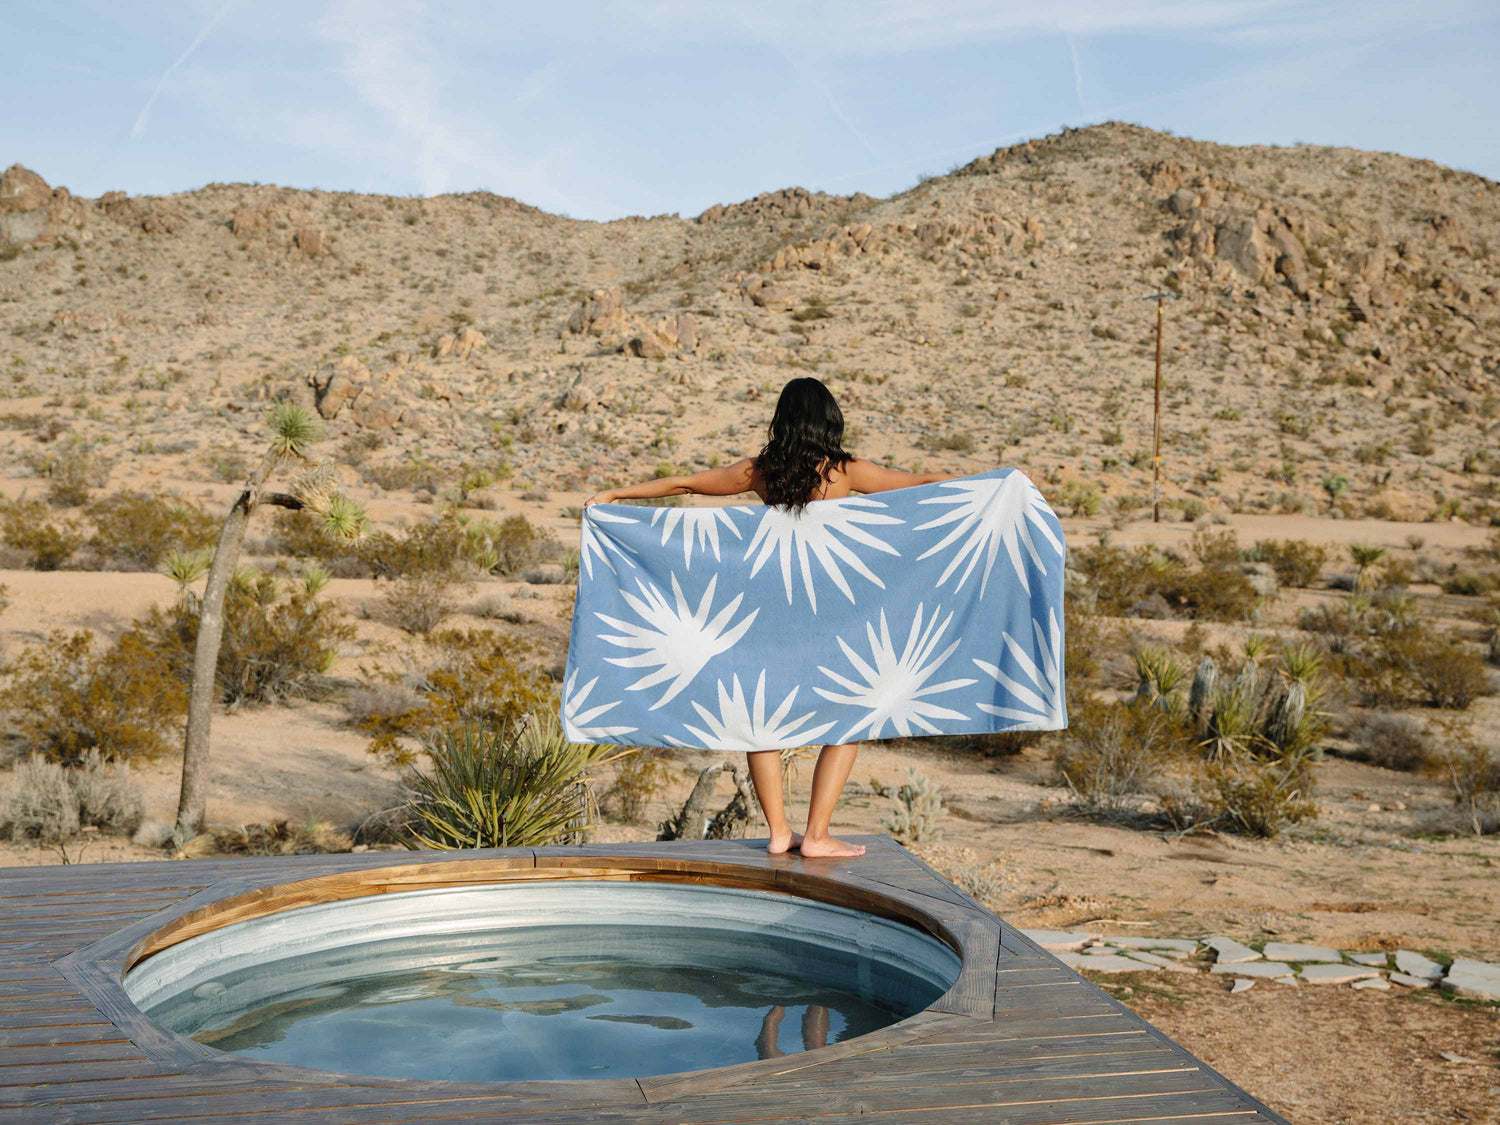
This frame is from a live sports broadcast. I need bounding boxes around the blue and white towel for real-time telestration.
[561,468,1067,751]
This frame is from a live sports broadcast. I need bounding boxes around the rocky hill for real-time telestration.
[2,122,1497,522]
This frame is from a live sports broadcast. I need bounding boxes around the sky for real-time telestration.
[3,1,1498,222]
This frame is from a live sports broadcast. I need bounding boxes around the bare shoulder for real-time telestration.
[844,457,924,494]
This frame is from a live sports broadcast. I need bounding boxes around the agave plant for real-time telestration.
[404,714,630,850]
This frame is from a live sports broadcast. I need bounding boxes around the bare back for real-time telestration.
[747,457,856,505]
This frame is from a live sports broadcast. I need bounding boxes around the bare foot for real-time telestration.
[767,829,804,854]
[797,835,865,858]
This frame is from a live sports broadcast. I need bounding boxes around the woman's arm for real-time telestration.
[843,458,967,495]
[583,458,756,507]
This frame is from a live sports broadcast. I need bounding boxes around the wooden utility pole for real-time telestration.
[1139,291,1176,523]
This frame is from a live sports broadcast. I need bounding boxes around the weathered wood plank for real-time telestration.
[0,1057,169,1085]
[0,1023,127,1048]
[0,1041,149,1066]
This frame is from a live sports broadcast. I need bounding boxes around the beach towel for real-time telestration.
[561,468,1067,751]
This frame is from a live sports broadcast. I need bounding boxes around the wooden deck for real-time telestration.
[1,836,1290,1124]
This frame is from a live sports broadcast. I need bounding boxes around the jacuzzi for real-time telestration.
[122,878,962,1082]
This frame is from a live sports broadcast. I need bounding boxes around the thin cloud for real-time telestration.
[131,0,237,139]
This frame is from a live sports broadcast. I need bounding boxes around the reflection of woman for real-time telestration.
[584,377,964,859]
[755,1003,830,1060]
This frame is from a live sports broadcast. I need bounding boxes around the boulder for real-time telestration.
[293,228,326,257]
[1167,189,1199,216]
[350,392,406,430]
[1215,213,1275,282]
[752,285,796,310]
[231,207,272,237]
[674,312,698,353]
[0,164,88,244]
[626,331,670,360]
[307,355,371,419]
[454,326,486,361]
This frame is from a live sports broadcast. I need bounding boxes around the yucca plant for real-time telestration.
[1349,543,1388,594]
[1132,646,1185,711]
[404,713,630,850]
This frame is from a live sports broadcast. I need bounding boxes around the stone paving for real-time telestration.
[1020,930,1500,1000]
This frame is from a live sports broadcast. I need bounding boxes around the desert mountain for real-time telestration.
[1,121,1497,521]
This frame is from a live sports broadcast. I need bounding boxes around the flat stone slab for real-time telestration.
[1103,936,1200,953]
[1022,929,1100,952]
[1394,950,1445,980]
[1390,972,1437,989]
[1204,936,1261,963]
[1300,964,1381,984]
[1351,977,1391,991]
[1056,951,1159,973]
[1349,952,1390,966]
[1262,942,1341,963]
[1123,949,1200,973]
[1229,978,1254,994]
[1273,976,1299,986]
[1210,961,1294,978]
[1442,959,1500,1001]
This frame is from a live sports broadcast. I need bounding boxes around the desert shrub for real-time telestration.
[1346,712,1432,772]
[269,508,366,573]
[1439,736,1500,837]
[360,455,444,493]
[136,569,353,707]
[1053,700,1176,815]
[1248,538,1329,588]
[25,434,111,506]
[601,750,672,823]
[2,756,80,843]
[874,766,944,844]
[1206,757,1317,837]
[490,514,555,576]
[403,714,623,849]
[68,749,146,834]
[1058,481,1102,517]
[952,863,1005,904]
[374,571,458,634]
[86,491,216,570]
[1442,570,1499,597]
[967,730,1047,758]
[203,819,351,856]
[356,628,555,766]
[1341,621,1492,710]
[1072,533,1258,622]
[4,629,187,762]
[0,498,85,569]
[355,511,550,580]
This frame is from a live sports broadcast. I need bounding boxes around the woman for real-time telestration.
[582,376,965,859]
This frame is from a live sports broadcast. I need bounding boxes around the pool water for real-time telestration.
[125,881,960,1083]
[144,925,936,1081]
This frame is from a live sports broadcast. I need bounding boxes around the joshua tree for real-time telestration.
[174,404,364,838]
[1349,543,1387,594]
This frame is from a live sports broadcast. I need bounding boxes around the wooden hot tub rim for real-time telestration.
[53,843,1002,1104]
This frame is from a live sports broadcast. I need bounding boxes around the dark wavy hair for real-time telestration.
[755,377,853,514]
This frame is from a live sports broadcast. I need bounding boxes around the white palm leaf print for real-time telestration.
[814,602,976,742]
[666,669,837,751]
[594,572,758,710]
[561,668,637,741]
[578,508,640,579]
[972,608,1065,727]
[744,497,902,612]
[649,506,745,570]
[913,473,1062,596]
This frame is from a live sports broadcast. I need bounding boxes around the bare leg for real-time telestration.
[746,750,801,854]
[799,743,865,858]
[801,1003,830,1050]
[756,1005,786,1059]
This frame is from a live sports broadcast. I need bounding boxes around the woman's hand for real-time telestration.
[582,489,617,509]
